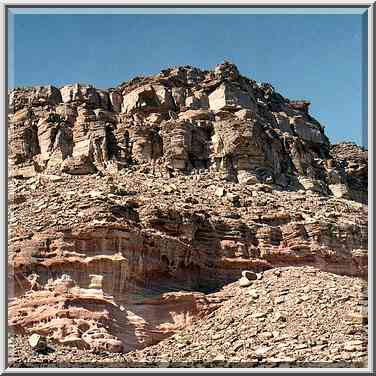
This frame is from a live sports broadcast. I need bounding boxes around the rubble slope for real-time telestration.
[9,267,368,368]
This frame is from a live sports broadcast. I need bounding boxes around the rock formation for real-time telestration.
[9,267,368,367]
[8,62,368,360]
[122,266,368,368]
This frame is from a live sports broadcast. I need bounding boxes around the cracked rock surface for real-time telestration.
[8,61,368,367]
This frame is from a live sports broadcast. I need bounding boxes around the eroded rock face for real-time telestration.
[160,120,211,171]
[208,82,256,112]
[9,270,224,353]
[109,91,123,113]
[121,84,175,114]
[37,113,73,160]
[8,62,365,204]
[330,142,368,204]
[8,62,368,355]
[9,86,62,113]
[60,84,107,108]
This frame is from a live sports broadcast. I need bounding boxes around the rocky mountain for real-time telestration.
[8,61,368,366]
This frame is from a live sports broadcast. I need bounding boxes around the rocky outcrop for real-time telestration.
[9,86,62,113]
[9,275,224,353]
[330,143,368,204]
[8,61,362,203]
[8,62,368,357]
[208,82,256,112]
[122,84,175,114]
[9,266,368,367]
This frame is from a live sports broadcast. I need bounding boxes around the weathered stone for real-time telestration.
[37,115,73,160]
[60,84,101,107]
[9,164,37,179]
[289,100,310,114]
[214,61,240,81]
[7,61,368,362]
[298,177,328,194]
[238,276,252,287]
[130,126,162,162]
[109,91,123,112]
[208,83,256,112]
[329,183,351,199]
[61,156,97,175]
[344,340,365,352]
[237,171,258,185]
[33,85,62,105]
[172,87,187,108]
[235,108,256,120]
[179,109,214,121]
[241,270,258,280]
[185,91,209,110]
[291,116,326,144]
[122,84,174,114]
[55,103,78,124]
[97,89,110,110]
[273,112,293,134]
[344,312,368,324]
[28,334,47,352]
[9,86,61,112]
[215,187,225,197]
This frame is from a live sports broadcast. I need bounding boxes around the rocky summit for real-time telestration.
[8,61,368,368]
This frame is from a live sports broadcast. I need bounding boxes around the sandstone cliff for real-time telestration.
[8,62,368,356]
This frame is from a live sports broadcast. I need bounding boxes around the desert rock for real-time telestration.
[7,62,368,367]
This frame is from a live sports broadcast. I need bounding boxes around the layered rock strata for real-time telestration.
[8,62,368,355]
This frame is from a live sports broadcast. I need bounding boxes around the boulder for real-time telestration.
[60,84,81,103]
[130,126,163,161]
[9,116,40,163]
[298,177,328,195]
[122,84,174,114]
[215,187,225,197]
[89,274,104,289]
[82,329,123,353]
[11,108,34,123]
[212,118,282,176]
[208,83,256,112]
[291,116,326,144]
[55,103,78,124]
[241,270,258,280]
[37,115,73,160]
[273,112,293,134]
[161,120,210,171]
[238,276,252,287]
[61,156,97,175]
[214,61,240,81]
[237,171,258,185]
[28,334,47,352]
[329,183,351,199]
[9,86,61,111]
[97,90,110,110]
[9,163,37,179]
[289,100,310,114]
[33,85,62,106]
[185,91,209,110]
[60,84,101,107]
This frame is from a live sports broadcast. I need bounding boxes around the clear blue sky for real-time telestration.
[8,10,367,146]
